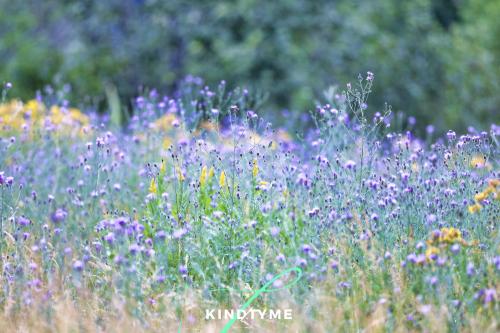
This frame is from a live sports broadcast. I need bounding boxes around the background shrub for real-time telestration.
[0,0,498,134]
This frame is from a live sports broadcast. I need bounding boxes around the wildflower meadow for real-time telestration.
[0,74,498,333]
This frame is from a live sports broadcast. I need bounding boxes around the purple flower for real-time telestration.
[366,71,374,81]
[270,226,280,237]
[436,257,447,266]
[476,288,497,304]
[17,217,31,227]
[493,256,500,271]
[173,228,187,239]
[296,258,307,267]
[466,262,475,276]
[129,244,141,255]
[427,276,438,286]
[407,253,417,263]
[308,207,319,218]
[338,281,351,289]
[51,209,68,224]
[301,244,312,253]
[344,160,356,170]
[483,289,496,304]
[73,260,84,272]
[179,265,188,275]
[246,110,258,119]
[104,232,115,244]
[93,241,102,252]
[408,116,416,126]
[276,254,286,263]
[426,214,437,225]
[156,230,167,240]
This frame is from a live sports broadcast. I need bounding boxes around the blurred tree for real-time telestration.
[0,0,498,133]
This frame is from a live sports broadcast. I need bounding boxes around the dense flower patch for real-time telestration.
[0,78,498,332]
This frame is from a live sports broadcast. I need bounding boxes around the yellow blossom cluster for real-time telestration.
[150,113,179,132]
[0,99,90,137]
[469,155,492,169]
[425,227,473,261]
[468,179,499,213]
[199,165,215,187]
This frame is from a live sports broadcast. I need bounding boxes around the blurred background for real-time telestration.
[0,0,499,134]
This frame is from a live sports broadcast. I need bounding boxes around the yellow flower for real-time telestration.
[425,246,440,260]
[488,179,499,188]
[200,166,207,186]
[176,167,185,182]
[208,166,215,179]
[252,159,259,178]
[162,137,173,149]
[483,186,495,195]
[474,191,488,202]
[151,114,178,131]
[439,227,462,243]
[160,160,166,175]
[219,171,226,187]
[470,155,486,168]
[468,203,481,214]
[149,178,157,194]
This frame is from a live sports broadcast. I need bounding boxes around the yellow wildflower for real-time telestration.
[176,167,185,182]
[474,192,488,202]
[425,246,440,260]
[470,155,486,168]
[149,178,157,194]
[439,227,462,243]
[252,159,258,178]
[152,114,178,131]
[488,178,499,188]
[162,137,173,149]
[160,160,166,175]
[483,186,495,195]
[468,203,481,214]
[200,166,207,186]
[219,171,226,187]
[208,166,215,179]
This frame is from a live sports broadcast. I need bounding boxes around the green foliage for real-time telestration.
[0,0,499,133]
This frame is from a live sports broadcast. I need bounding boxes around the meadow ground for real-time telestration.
[0,77,498,332]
